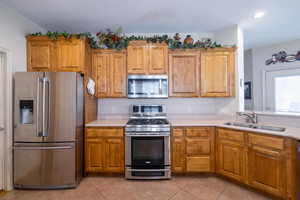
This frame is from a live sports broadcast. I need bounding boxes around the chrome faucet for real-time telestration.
[237,112,258,124]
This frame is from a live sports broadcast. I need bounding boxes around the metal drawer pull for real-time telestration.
[14,146,73,150]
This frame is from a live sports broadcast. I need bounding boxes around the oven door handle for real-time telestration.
[125,134,170,137]
[126,168,170,172]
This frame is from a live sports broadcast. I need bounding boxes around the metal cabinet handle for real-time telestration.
[14,146,73,150]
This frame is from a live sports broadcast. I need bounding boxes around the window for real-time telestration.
[265,68,300,113]
[275,75,300,112]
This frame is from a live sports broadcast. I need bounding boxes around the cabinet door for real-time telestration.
[169,52,200,97]
[56,39,84,72]
[105,138,124,172]
[200,51,234,97]
[110,53,127,97]
[186,138,210,156]
[149,45,168,74]
[186,156,210,172]
[248,146,285,197]
[127,45,147,74]
[93,53,110,97]
[27,40,54,71]
[172,137,186,173]
[85,138,105,172]
[217,139,245,182]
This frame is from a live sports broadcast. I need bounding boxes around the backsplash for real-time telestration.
[98,98,219,117]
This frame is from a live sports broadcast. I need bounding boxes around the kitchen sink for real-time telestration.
[224,122,286,132]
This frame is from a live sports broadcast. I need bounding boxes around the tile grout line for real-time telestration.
[216,185,228,200]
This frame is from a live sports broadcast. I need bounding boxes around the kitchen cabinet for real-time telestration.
[85,127,124,173]
[127,41,168,74]
[200,49,235,97]
[215,128,296,200]
[93,50,127,98]
[27,36,90,73]
[27,36,55,71]
[169,50,200,97]
[172,129,186,173]
[248,133,285,197]
[216,128,246,182]
[56,38,85,72]
[85,138,105,172]
[171,127,215,173]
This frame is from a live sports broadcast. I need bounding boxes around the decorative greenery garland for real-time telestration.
[28,30,233,50]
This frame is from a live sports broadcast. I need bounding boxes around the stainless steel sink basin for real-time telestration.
[224,122,286,132]
[224,122,253,128]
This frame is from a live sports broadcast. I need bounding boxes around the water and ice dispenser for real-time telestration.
[19,100,33,124]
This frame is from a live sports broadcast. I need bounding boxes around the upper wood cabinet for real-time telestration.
[27,36,90,73]
[169,50,200,97]
[127,41,168,75]
[27,36,55,72]
[200,49,235,97]
[93,50,127,98]
[56,38,85,72]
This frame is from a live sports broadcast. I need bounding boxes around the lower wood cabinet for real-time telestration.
[85,127,124,173]
[247,133,286,198]
[171,127,215,173]
[248,146,285,197]
[216,128,296,200]
[216,128,246,182]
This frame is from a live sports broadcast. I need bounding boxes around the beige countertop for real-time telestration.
[85,114,300,140]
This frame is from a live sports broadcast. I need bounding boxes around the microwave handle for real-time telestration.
[159,79,162,95]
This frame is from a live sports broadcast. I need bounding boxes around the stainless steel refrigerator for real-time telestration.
[13,72,84,189]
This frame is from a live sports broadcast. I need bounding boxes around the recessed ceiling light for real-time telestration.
[254,11,265,19]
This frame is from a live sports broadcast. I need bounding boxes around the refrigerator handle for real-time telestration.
[36,77,41,137]
[47,78,51,136]
[41,77,48,137]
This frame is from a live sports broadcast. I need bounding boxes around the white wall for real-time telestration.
[0,1,45,72]
[98,26,244,117]
[214,25,244,114]
[244,49,253,110]
[252,39,300,111]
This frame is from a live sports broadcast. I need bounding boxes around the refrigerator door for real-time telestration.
[43,72,82,142]
[13,142,76,189]
[14,72,44,142]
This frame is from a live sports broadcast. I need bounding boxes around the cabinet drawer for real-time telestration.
[249,134,284,150]
[186,127,211,137]
[218,128,244,143]
[186,138,210,155]
[86,128,123,138]
[173,128,184,137]
[186,156,210,172]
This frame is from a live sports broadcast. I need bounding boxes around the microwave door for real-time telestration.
[14,72,44,143]
[42,72,77,143]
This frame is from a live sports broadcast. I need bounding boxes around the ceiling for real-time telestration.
[2,0,300,49]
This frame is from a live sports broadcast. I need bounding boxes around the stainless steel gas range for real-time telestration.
[125,104,171,179]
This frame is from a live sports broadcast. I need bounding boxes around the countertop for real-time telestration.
[85,114,300,140]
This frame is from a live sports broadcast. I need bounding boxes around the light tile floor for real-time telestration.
[1,176,278,200]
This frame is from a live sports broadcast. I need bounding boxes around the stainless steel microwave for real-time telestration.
[127,75,168,98]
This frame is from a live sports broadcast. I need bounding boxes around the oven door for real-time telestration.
[125,134,170,168]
